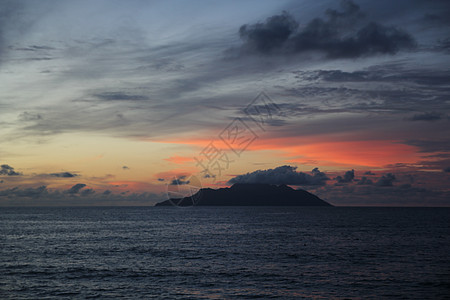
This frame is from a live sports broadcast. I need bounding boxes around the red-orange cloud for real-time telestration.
[155,136,421,169]
[164,155,194,164]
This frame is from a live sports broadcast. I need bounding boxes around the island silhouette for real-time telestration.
[155,183,332,206]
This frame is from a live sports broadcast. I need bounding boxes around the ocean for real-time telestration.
[1,207,449,299]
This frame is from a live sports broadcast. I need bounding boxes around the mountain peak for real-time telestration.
[155,183,331,207]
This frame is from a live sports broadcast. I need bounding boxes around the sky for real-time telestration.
[0,0,449,206]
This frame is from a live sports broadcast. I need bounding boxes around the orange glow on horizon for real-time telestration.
[107,181,164,193]
[154,136,421,168]
[164,155,194,164]
[284,141,420,167]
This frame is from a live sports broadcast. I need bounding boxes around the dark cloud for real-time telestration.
[280,64,449,150]
[325,0,364,26]
[403,174,415,184]
[14,45,55,51]
[19,111,42,121]
[0,164,21,176]
[405,140,450,153]
[0,1,50,64]
[364,171,375,175]
[444,167,450,173]
[157,178,165,182]
[0,186,165,206]
[356,176,373,185]
[93,92,149,102]
[375,173,396,187]
[399,183,411,189]
[14,186,47,198]
[237,0,415,58]
[0,186,47,198]
[80,188,95,197]
[239,11,298,54]
[315,182,450,206]
[10,44,55,61]
[434,38,450,53]
[228,165,329,186]
[335,169,354,183]
[422,11,450,27]
[295,67,450,86]
[50,172,77,178]
[410,112,443,121]
[0,1,20,60]
[122,166,129,170]
[67,183,86,194]
[400,156,450,173]
[170,176,190,185]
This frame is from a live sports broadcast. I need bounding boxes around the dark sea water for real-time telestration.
[0,207,449,299]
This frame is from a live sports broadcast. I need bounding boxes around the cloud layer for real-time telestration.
[228,165,329,186]
[238,0,416,58]
[0,164,20,176]
[0,0,449,206]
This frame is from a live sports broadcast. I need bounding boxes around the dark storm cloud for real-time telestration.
[410,112,443,121]
[0,164,21,176]
[375,173,396,187]
[228,165,329,186]
[324,0,364,26]
[67,183,86,194]
[239,11,298,54]
[291,21,415,58]
[50,172,77,178]
[335,169,355,184]
[237,0,415,58]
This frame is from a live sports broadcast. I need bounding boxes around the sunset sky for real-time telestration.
[1,0,449,206]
